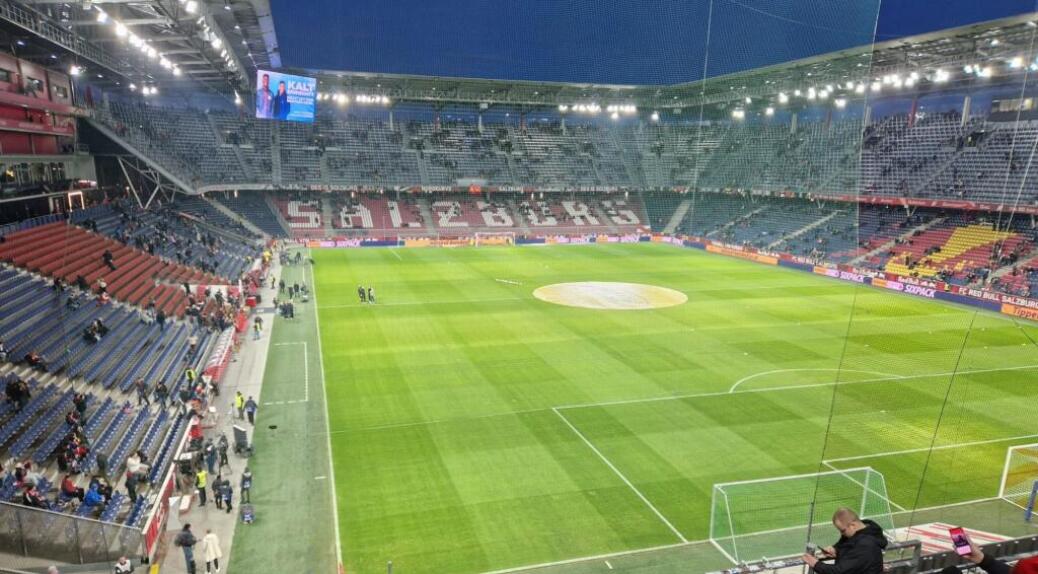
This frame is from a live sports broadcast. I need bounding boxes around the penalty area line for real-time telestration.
[552,407,688,543]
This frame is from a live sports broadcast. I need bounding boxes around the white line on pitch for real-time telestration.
[605,560,613,570]
[478,541,696,574]
[823,433,1038,463]
[389,249,403,261]
[556,363,1038,411]
[314,476,327,480]
[728,368,904,393]
[319,296,521,309]
[309,248,344,568]
[552,407,688,543]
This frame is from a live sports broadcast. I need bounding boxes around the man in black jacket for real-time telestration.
[803,508,888,574]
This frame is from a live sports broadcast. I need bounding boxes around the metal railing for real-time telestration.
[0,501,143,565]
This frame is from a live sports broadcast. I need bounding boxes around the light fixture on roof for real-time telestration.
[744,96,752,104]
[173,66,181,76]
[650,111,660,122]
[834,98,846,109]
[904,76,915,87]
[115,22,127,37]
[558,104,568,112]
[777,92,789,104]
[806,87,817,100]
[185,1,198,14]
[129,83,137,91]
[1009,56,1024,69]
[15,40,24,46]
[731,109,745,120]
[845,81,855,90]
[990,38,1000,46]
[69,64,82,76]
[224,0,232,10]
[793,89,801,97]
[610,111,620,120]
[818,89,829,100]
[978,66,993,78]
[96,9,108,23]
[963,64,974,74]
[854,83,866,94]
[211,37,223,50]
[933,69,950,83]
[764,106,774,116]
[870,81,881,93]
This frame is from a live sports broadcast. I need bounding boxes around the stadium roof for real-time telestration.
[0,0,278,93]
[295,13,1038,113]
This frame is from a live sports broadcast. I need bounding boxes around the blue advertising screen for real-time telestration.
[255,70,316,123]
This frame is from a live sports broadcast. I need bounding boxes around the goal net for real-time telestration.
[710,467,895,563]
[999,444,1038,519]
[474,231,516,246]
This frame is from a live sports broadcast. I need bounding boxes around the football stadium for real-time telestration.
[1,1,1038,573]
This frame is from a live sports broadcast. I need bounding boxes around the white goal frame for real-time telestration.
[998,443,1038,514]
[473,231,516,246]
[710,466,896,564]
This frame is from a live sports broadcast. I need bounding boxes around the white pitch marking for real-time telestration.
[823,433,1038,463]
[552,407,687,543]
[389,248,403,261]
[314,475,327,480]
[605,560,613,570]
[556,363,1038,411]
[309,248,344,569]
[728,368,905,393]
[319,297,520,309]
[495,278,522,285]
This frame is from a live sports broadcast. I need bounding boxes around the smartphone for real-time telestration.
[948,527,972,556]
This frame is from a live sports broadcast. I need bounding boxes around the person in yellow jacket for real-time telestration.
[195,468,208,507]
[234,391,245,420]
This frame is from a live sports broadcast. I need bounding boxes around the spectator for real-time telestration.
[113,556,133,574]
[25,351,48,372]
[802,508,887,574]
[82,483,104,508]
[155,381,169,409]
[220,478,233,513]
[244,396,258,425]
[61,473,84,501]
[173,524,197,574]
[22,484,48,509]
[202,529,222,574]
[234,391,245,420]
[102,249,116,271]
[134,378,150,407]
[240,467,252,503]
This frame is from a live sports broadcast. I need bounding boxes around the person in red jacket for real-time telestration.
[61,474,84,501]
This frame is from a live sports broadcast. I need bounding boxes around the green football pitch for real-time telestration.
[228,242,1038,574]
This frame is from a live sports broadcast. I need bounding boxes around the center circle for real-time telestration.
[533,282,688,310]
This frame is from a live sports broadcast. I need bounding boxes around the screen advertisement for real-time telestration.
[255,70,316,123]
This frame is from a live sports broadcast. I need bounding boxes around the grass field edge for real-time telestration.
[308,248,346,571]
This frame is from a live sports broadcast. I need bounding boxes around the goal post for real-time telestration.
[710,467,895,563]
[999,443,1038,520]
[473,231,516,247]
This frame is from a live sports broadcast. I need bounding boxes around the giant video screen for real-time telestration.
[255,70,316,123]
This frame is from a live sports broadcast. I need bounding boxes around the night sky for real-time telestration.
[270,0,1038,85]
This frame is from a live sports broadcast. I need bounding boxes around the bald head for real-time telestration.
[832,507,865,537]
